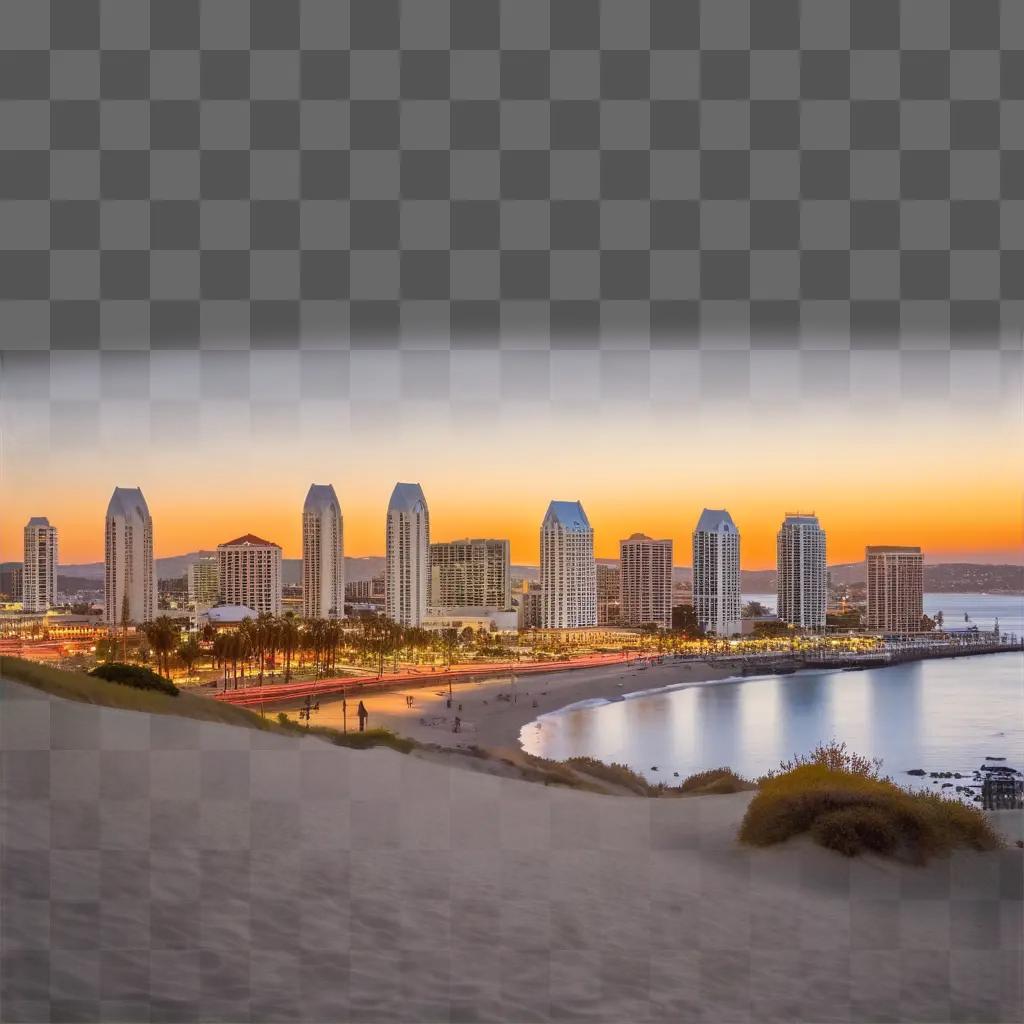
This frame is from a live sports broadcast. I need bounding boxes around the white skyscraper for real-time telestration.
[217,535,282,616]
[23,517,57,612]
[540,500,597,629]
[105,487,156,626]
[692,508,741,636]
[303,484,345,619]
[385,483,430,627]
[620,533,673,629]
[777,514,827,630]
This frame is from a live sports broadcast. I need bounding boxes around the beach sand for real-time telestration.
[285,658,741,753]
[3,677,1021,1022]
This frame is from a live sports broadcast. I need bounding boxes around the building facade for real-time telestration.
[187,557,218,609]
[692,509,741,636]
[430,538,511,610]
[516,581,543,629]
[596,563,622,625]
[346,575,385,602]
[104,487,156,626]
[302,484,345,619]
[217,534,282,616]
[865,545,924,633]
[0,564,23,601]
[23,517,58,612]
[540,500,597,629]
[385,482,430,627]
[776,514,827,630]
[619,534,673,629]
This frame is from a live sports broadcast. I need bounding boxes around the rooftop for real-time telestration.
[106,487,150,521]
[303,483,340,514]
[388,482,428,514]
[25,517,52,528]
[695,508,738,534]
[543,500,591,531]
[218,534,280,549]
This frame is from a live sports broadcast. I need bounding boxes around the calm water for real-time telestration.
[744,592,1024,636]
[521,652,1024,785]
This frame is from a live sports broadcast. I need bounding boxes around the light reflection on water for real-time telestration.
[520,653,1024,784]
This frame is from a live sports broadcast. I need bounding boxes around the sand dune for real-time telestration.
[2,678,1021,1022]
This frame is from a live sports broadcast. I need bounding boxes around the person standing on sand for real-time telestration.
[357,700,368,732]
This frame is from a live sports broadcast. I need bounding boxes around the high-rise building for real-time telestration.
[620,534,673,629]
[430,539,511,610]
[302,484,345,619]
[0,564,23,601]
[22,517,58,612]
[187,556,218,609]
[516,581,543,629]
[217,534,282,615]
[596,563,621,625]
[346,575,385,602]
[776,514,827,630]
[385,483,430,626]
[105,487,156,626]
[540,500,597,628]
[865,546,924,634]
[692,509,741,636]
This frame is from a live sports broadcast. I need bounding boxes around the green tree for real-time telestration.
[176,636,201,679]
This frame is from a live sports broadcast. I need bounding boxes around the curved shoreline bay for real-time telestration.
[520,652,1024,785]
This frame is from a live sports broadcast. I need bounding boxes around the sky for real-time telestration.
[3,394,1021,569]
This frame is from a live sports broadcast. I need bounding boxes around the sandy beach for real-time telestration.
[2,677,1021,1023]
[284,658,742,754]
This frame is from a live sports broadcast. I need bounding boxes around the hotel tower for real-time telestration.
[217,535,283,616]
[302,484,345,619]
[776,514,827,630]
[104,487,156,626]
[540,500,597,629]
[385,483,430,627]
[22,517,57,612]
[692,509,741,636]
[865,545,924,634]
[619,533,673,629]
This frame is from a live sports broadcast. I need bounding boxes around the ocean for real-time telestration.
[521,593,1024,785]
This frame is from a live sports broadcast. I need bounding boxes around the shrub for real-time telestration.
[329,727,416,754]
[678,767,755,795]
[763,739,883,781]
[811,806,901,857]
[740,758,1003,863]
[564,756,655,795]
[89,662,179,696]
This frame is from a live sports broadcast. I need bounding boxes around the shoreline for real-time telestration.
[280,648,1024,756]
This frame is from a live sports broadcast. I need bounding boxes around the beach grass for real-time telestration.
[677,767,756,795]
[739,762,1004,862]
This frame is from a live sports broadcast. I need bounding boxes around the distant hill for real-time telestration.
[60,553,388,588]
[53,557,1024,594]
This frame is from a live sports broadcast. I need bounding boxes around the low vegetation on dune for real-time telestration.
[677,767,756,795]
[739,741,1004,862]
[273,713,417,753]
[89,661,180,696]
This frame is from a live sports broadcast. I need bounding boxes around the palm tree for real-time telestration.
[144,616,178,679]
[278,613,299,682]
[176,636,201,681]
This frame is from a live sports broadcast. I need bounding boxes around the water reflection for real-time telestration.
[522,653,1024,782]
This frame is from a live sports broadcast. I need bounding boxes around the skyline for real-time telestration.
[3,390,1021,569]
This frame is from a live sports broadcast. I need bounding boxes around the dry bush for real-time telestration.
[763,739,884,781]
[740,760,1003,863]
[678,767,756,795]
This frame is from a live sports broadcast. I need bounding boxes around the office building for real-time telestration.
[865,546,924,633]
[105,487,156,626]
[217,534,282,616]
[776,514,827,630]
[187,557,218,609]
[302,484,345,619]
[540,500,597,629]
[692,508,741,636]
[23,517,58,612]
[385,482,430,626]
[620,534,673,629]
[430,538,511,610]
[596,563,621,625]
[516,581,543,629]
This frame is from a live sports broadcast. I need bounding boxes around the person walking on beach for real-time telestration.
[357,700,368,732]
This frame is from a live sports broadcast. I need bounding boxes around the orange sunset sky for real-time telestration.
[3,399,1021,568]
